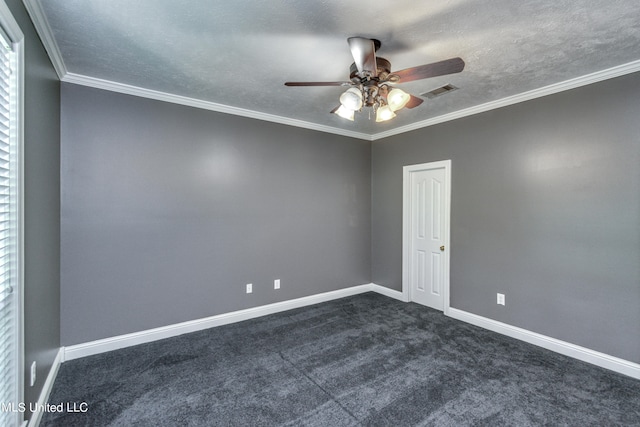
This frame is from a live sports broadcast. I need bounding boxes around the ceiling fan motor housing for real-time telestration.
[349,57,392,79]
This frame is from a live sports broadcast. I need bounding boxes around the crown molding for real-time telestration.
[371,59,640,140]
[62,73,372,141]
[62,58,640,142]
[23,0,640,141]
[23,0,369,139]
[22,0,66,79]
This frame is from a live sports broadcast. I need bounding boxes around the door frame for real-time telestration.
[402,160,451,314]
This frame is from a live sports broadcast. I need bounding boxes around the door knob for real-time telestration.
[440,245,445,251]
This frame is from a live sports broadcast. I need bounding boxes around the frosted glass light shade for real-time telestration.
[375,105,396,122]
[334,105,355,121]
[339,88,363,111]
[387,88,410,111]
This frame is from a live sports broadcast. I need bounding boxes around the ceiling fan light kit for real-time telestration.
[285,37,465,123]
[339,87,364,111]
[375,105,396,122]
[333,104,356,121]
[387,88,411,111]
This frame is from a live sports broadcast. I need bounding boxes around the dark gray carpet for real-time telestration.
[42,293,640,426]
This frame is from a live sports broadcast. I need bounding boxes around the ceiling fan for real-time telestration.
[285,37,465,122]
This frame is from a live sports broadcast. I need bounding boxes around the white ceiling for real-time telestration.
[25,0,640,139]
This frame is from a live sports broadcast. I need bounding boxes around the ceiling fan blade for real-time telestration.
[404,95,424,109]
[285,81,350,87]
[347,37,377,77]
[393,57,465,83]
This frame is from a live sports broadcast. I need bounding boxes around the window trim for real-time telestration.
[0,1,24,426]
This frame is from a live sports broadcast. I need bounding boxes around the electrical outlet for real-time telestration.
[246,283,252,294]
[30,361,36,387]
[274,279,280,290]
[497,293,505,306]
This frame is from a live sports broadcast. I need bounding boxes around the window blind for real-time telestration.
[0,29,18,427]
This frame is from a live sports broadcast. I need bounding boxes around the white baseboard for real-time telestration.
[447,307,640,380]
[27,347,64,427]
[60,284,639,381]
[370,283,407,302]
[63,283,376,361]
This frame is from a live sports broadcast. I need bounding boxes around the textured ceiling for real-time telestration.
[30,0,640,137]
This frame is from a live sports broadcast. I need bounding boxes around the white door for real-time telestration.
[403,161,450,311]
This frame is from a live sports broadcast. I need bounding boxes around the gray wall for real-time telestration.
[6,0,61,415]
[372,72,640,363]
[60,57,639,363]
[60,84,371,345]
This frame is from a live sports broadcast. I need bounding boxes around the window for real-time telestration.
[0,2,22,426]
